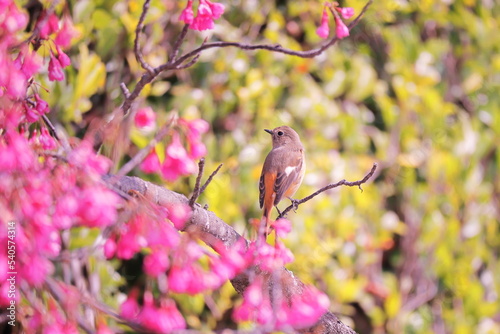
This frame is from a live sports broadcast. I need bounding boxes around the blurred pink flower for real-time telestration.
[335,16,350,39]
[48,54,64,81]
[188,140,207,159]
[167,203,191,230]
[134,107,156,129]
[179,0,194,25]
[42,13,60,39]
[144,248,170,277]
[120,289,140,319]
[140,149,161,173]
[316,8,330,39]
[103,238,117,259]
[77,186,119,228]
[55,46,71,68]
[339,7,355,19]
[54,17,78,48]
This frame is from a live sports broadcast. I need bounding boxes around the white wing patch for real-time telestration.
[284,165,295,176]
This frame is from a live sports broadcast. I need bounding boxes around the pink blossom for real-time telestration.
[140,149,161,173]
[120,289,140,319]
[21,51,43,79]
[55,46,71,67]
[316,9,330,39]
[48,54,65,81]
[188,140,207,159]
[186,118,210,136]
[103,238,117,259]
[77,186,119,227]
[273,218,292,237]
[335,16,350,39]
[54,18,78,48]
[169,265,206,294]
[179,0,194,25]
[206,0,225,19]
[39,127,57,150]
[20,255,54,286]
[1,3,28,33]
[6,69,26,98]
[134,106,156,129]
[339,7,355,19]
[69,141,113,175]
[161,133,197,181]
[143,248,170,277]
[34,94,49,115]
[191,2,215,31]
[157,299,186,331]
[116,229,143,260]
[139,291,162,331]
[167,203,191,230]
[38,13,60,39]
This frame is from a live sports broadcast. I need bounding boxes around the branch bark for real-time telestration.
[106,175,357,334]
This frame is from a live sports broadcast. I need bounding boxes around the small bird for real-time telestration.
[259,126,305,235]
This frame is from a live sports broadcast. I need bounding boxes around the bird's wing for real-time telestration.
[273,151,304,205]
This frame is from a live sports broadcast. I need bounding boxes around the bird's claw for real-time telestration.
[290,198,299,213]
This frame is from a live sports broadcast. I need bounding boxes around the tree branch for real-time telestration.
[278,163,378,219]
[106,175,358,334]
[134,0,155,75]
[120,0,373,115]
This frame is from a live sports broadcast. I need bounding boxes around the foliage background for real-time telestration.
[31,0,500,333]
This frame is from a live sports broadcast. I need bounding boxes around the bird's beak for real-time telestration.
[264,129,273,135]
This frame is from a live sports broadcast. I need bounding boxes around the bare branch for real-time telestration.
[120,82,131,98]
[278,163,378,219]
[134,0,155,75]
[176,53,201,69]
[120,0,373,116]
[189,158,206,207]
[42,114,60,141]
[170,0,373,68]
[169,24,190,63]
[199,163,223,195]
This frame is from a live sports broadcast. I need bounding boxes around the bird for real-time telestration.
[259,126,305,236]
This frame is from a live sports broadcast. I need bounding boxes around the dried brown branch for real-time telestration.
[189,158,206,207]
[134,0,155,74]
[278,163,378,219]
[106,175,358,334]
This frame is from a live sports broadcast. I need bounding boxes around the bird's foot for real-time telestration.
[289,198,299,213]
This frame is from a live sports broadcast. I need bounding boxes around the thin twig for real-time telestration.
[199,163,223,195]
[134,0,155,75]
[120,82,131,98]
[116,114,177,177]
[169,24,190,62]
[189,158,206,207]
[176,53,201,69]
[278,163,378,219]
[42,114,60,141]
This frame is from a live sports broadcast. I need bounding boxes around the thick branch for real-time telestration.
[106,175,357,334]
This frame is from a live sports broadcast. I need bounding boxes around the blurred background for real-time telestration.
[42,0,499,332]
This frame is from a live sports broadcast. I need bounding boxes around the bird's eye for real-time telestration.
[277,131,284,136]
